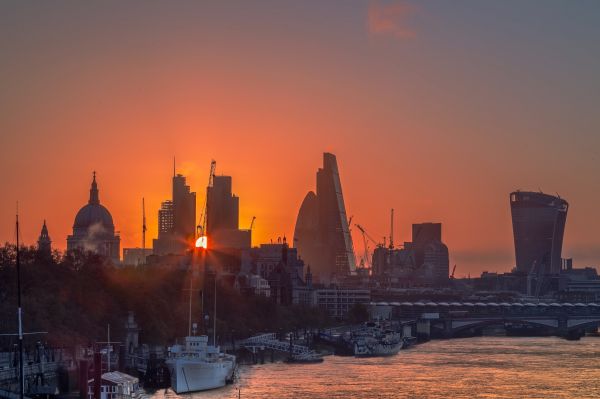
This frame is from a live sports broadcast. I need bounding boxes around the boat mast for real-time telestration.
[213,277,216,345]
[200,290,204,335]
[16,208,24,399]
[107,324,111,372]
[188,279,193,336]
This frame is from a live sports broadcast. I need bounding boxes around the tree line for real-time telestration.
[0,244,337,350]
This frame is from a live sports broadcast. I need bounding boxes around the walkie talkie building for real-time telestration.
[510,191,568,275]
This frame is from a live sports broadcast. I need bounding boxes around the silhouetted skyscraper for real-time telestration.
[206,175,250,249]
[371,222,449,286]
[173,174,196,242]
[411,223,449,283]
[207,176,239,234]
[510,191,568,275]
[411,223,442,268]
[153,200,177,255]
[294,153,356,283]
[152,171,196,255]
[158,201,174,235]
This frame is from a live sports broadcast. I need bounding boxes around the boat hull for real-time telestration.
[354,340,403,357]
[167,358,235,393]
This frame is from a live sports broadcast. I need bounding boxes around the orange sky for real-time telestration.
[1,1,599,276]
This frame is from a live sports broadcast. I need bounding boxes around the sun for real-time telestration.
[195,236,208,249]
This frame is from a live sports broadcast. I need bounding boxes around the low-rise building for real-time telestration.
[248,274,271,297]
[122,248,151,266]
[87,371,139,399]
[312,287,370,319]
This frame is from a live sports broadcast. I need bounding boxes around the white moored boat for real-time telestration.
[353,322,403,357]
[166,334,236,393]
[353,334,403,357]
[166,276,236,393]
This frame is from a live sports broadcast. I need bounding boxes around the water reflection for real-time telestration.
[151,337,600,398]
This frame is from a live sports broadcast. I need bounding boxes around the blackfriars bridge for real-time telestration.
[369,301,600,339]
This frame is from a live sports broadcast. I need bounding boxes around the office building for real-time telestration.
[312,288,370,319]
[411,223,449,283]
[294,153,356,283]
[153,172,196,255]
[206,175,250,249]
[510,191,568,274]
[371,222,449,287]
[173,174,196,243]
[122,248,151,266]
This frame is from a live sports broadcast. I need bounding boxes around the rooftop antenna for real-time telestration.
[187,279,193,336]
[142,198,147,263]
[389,208,394,249]
[173,156,176,177]
[213,277,217,345]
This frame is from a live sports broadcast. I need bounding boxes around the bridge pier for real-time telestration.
[416,320,430,341]
[564,329,584,340]
[442,319,453,339]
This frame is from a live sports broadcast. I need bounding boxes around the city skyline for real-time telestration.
[2,158,596,277]
[2,1,600,276]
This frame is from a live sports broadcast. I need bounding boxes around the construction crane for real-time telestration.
[197,160,216,238]
[355,224,380,269]
[450,264,457,279]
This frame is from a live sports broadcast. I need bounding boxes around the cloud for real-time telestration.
[367,0,416,39]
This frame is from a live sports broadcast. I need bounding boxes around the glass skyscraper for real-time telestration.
[294,153,356,283]
[510,191,568,275]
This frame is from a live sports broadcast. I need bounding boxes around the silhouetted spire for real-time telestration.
[89,171,99,204]
[37,220,52,257]
[305,264,313,288]
[40,220,49,238]
[282,239,288,265]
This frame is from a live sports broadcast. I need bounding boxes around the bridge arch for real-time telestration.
[449,318,559,335]
[566,319,600,331]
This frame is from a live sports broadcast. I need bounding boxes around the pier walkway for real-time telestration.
[240,333,317,357]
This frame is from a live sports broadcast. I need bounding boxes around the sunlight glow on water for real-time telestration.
[152,337,600,399]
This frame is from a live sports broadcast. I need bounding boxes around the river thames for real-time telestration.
[153,336,600,398]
